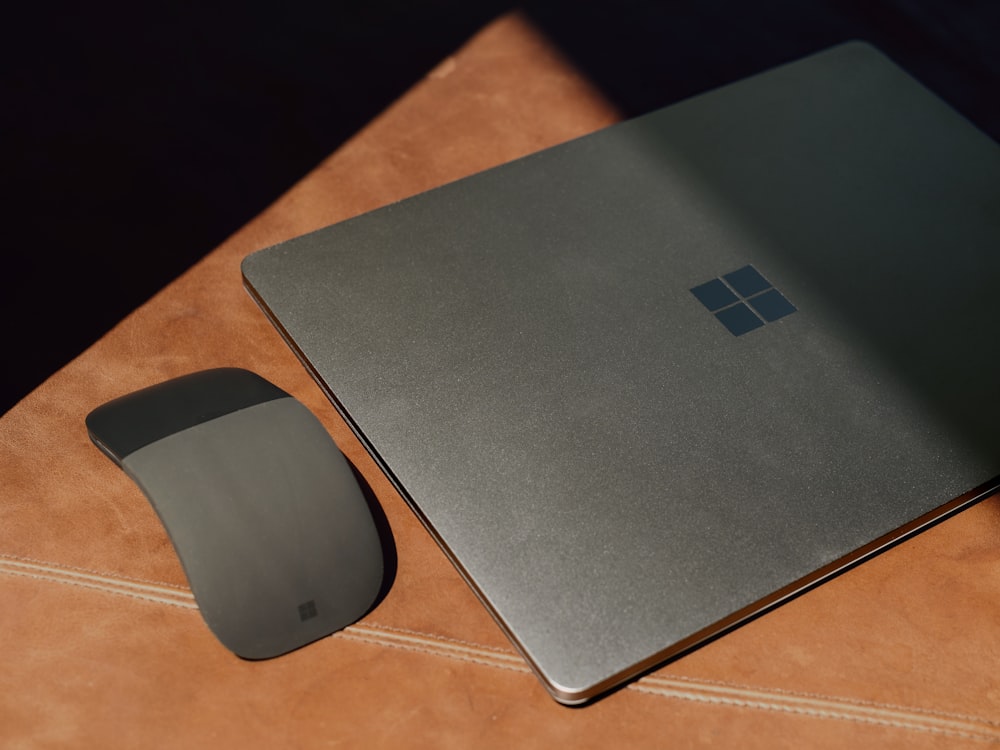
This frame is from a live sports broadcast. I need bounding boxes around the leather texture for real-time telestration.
[2,13,999,748]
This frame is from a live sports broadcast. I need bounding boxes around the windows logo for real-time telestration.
[690,265,796,336]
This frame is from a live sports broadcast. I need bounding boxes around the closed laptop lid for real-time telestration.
[242,42,1000,704]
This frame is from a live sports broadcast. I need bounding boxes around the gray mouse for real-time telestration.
[86,367,385,659]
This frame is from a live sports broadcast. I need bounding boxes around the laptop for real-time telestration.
[241,42,1000,704]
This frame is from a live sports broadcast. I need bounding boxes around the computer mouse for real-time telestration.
[85,367,385,659]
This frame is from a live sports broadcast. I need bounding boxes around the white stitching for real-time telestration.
[342,630,531,676]
[353,621,523,662]
[0,552,188,591]
[0,566,197,609]
[348,624,999,742]
[631,681,1000,744]
[648,671,1000,729]
[3,556,997,742]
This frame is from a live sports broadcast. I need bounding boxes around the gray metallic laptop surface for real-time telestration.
[241,42,1000,704]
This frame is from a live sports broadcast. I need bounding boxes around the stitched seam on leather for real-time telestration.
[350,623,1000,741]
[342,626,531,675]
[0,557,196,608]
[658,672,1000,729]
[3,558,997,740]
[362,620,1000,727]
[356,622,525,664]
[352,623,526,663]
[0,566,198,609]
[631,681,1000,744]
[0,553,188,591]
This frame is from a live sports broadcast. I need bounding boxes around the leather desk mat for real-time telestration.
[3,14,999,748]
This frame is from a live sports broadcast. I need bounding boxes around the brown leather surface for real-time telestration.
[3,13,999,748]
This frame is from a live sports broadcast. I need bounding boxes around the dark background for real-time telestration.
[4,1,998,414]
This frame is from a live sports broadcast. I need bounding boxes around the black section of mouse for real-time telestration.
[86,368,385,659]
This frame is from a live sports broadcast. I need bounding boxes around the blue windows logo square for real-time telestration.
[748,288,796,322]
[715,303,766,336]
[690,278,738,311]
[723,265,771,297]
[690,265,796,336]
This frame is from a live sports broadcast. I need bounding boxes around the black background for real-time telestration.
[4,1,998,414]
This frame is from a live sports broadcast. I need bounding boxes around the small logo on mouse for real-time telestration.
[298,600,318,621]
[690,265,796,336]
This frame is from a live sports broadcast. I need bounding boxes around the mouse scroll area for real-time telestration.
[86,368,385,659]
